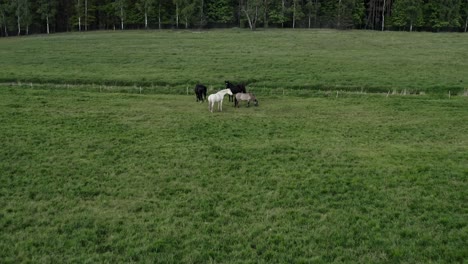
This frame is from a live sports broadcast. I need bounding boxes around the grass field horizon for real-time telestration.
[1,29,468,94]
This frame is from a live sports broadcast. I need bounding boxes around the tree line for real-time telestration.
[1,0,467,37]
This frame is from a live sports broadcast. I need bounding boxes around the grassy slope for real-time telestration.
[1,87,467,262]
[1,29,468,93]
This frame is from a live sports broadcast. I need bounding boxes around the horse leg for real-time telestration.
[219,100,223,111]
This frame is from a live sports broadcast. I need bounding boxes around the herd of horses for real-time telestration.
[195,81,258,113]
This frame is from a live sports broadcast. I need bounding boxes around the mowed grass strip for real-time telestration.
[0,87,467,262]
[1,29,468,93]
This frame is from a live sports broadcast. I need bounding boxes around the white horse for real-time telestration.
[208,89,233,113]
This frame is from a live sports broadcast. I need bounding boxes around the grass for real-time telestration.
[1,86,467,262]
[1,29,468,93]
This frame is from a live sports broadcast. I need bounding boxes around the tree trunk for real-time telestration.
[145,11,148,29]
[337,0,342,29]
[2,13,7,36]
[17,15,21,36]
[120,6,124,30]
[244,10,253,29]
[239,0,241,27]
[293,0,296,28]
[243,5,258,30]
[25,1,29,35]
[254,5,258,30]
[200,0,204,27]
[465,17,467,32]
[85,0,88,31]
[176,3,179,28]
[77,0,81,31]
[410,20,413,32]
[158,2,162,29]
[381,0,386,31]
[281,0,285,28]
[46,15,49,34]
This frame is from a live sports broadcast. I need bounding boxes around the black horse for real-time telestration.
[225,81,246,103]
[194,84,207,102]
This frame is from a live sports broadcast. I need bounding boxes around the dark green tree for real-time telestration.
[269,0,288,27]
[241,0,262,29]
[114,0,127,29]
[305,0,320,28]
[206,0,234,24]
[426,0,462,31]
[37,0,57,34]
[180,0,196,28]
[291,0,304,28]
[391,0,423,31]
[136,0,156,29]
[460,0,468,31]
[0,0,10,36]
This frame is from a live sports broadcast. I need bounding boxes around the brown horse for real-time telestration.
[235,93,258,107]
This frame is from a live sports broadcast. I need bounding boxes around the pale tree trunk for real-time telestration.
[466,0,468,33]
[410,20,413,32]
[242,3,258,30]
[381,0,386,31]
[244,10,253,29]
[17,15,21,36]
[2,13,7,36]
[77,0,81,31]
[145,11,148,29]
[292,0,296,28]
[46,15,49,34]
[120,6,124,29]
[465,17,467,32]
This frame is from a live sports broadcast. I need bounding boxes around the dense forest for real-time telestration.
[1,0,467,36]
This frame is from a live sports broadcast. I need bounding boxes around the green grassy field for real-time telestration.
[1,86,467,262]
[1,30,467,262]
[1,29,468,94]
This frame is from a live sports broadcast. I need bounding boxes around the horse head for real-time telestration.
[225,81,234,89]
[249,93,258,106]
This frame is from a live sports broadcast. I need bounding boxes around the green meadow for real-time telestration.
[1,30,468,262]
[0,29,467,93]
